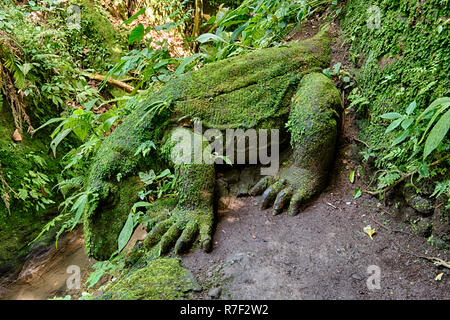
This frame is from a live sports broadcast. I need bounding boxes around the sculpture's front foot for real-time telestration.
[144,205,214,254]
[250,166,322,216]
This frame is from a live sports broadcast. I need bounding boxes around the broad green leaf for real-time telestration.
[156,169,172,179]
[418,163,429,177]
[128,23,145,44]
[196,33,228,44]
[385,117,403,133]
[118,213,134,252]
[354,188,362,199]
[123,8,146,25]
[416,97,450,124]
[349,170,356,183]
[19,63,32,76]
[333,62,341,74]
[73,108,84,116]
[32,117,65,133]
[102,116,119,132]
[131,202,152,213]
[406,101,416,115]
[139,170,156,185]
[401,117,414,130]
[51,128,71,156]
[380,112,402,120]
[423,109,450,159]
[82,98,99,112]
[418,99,450,145]
[392,130,410,146]
[230,22,248,42]
[173,53,204,76]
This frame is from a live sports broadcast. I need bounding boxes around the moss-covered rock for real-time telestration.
[99,258,199,300]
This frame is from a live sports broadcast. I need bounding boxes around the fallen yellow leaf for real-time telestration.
[363,225,376,240]
[435,272,444,281]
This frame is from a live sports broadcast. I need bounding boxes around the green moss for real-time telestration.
[341,0,449,173]
[84,176,144,260]
[100,258,198,300]
[287,72,342,173]
[168,28,331,129]
[69,0,125,66]
[0,105,60,275]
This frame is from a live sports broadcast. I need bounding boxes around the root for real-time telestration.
[363,154,450,196]
[0,32,33,135]
[0,162,13,216]
[83,72,139,94]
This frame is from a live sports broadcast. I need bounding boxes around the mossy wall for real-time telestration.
[0,103,60,276]
[68,0,125,68]
[341,0,449,168]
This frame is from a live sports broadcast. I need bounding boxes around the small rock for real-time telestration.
[351,274,363,281]
[208,287,222,299]
[403,206,420,223]
[12,129,22,142]
[403,186,434,215]
[413,218,432,238]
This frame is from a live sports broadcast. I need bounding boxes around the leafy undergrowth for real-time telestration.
[0,0,126,274]
[341,0,449,247]
[32,0,340,294]
[342,1,449,202]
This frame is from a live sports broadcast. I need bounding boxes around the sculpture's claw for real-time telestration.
[252,166,321,216]
[261,179,286,209]
[272,187,293,215]
[144,207,213,255]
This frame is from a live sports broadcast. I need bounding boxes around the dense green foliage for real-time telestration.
[196,0,334,62]
[342,0,449,202]
[0,0,126,274]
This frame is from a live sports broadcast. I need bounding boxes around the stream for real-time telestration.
[0,227,94,300]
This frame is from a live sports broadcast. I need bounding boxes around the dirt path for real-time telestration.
[182,116,450,300]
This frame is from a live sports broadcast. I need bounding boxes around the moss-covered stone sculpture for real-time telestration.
[84,28,342,260]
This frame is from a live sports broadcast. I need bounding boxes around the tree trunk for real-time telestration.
[192,0,203,52]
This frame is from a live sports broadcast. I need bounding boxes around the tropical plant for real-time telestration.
[364,98,450,197]
[196,0,333,62]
